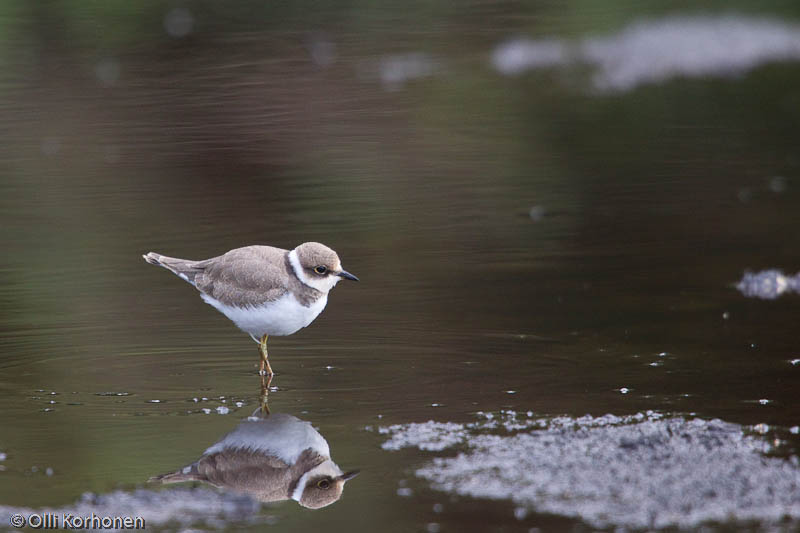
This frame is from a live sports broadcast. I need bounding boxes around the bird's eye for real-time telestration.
[314,266,327,275]
[317,479,331,489]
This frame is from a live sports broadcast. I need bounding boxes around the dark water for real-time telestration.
[1,2,800,531]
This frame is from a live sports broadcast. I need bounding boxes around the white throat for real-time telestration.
[288,249,341,293]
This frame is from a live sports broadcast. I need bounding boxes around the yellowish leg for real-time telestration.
[258,334,273,376]
[259,372,272,416]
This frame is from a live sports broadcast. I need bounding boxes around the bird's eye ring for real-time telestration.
[314,266,327,275]
[317,479,331,489]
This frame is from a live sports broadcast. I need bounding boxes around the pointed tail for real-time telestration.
[142,252,164,267]
[142,252,203,285]
[148,464,203,484]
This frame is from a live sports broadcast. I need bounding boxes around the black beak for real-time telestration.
[338,270,359,282]
[339,470,360,482]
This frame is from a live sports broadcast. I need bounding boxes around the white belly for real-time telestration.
[200,292,328,337]
[203,413,330,464]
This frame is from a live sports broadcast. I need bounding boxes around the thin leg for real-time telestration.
[259,373,272,416]
[258,334,273,376]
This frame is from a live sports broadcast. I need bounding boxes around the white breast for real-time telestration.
[200,292,328,337]
[204,413,330,464]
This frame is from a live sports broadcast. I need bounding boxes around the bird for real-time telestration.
[150,411,359,509]
[142,242,358,375]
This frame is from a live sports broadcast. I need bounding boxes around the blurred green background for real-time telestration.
[1,1,800,531]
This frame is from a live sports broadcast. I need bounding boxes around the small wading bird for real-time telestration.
[150,411,359,509]
[143,242,358,375]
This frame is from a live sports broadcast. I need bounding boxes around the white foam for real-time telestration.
[380,411,800,529]
[492,15,800,92]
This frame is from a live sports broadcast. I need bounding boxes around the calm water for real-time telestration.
[1,2,800,531]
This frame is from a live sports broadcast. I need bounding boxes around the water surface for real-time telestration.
[1,2,800,531]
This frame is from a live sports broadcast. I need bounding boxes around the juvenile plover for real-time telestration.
[143,242,358,375]
[150,412,359,508]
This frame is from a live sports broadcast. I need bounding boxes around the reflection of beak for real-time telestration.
[339,470,360,482]
[338,270,359,282]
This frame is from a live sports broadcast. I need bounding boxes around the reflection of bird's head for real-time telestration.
[298,470,360,509]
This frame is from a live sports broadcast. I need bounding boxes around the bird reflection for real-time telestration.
[150,380,358,509]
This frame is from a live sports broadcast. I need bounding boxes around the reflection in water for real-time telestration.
[151,399,359,509]
[736,269,800,300]
[3,2,800,530]
[493,15,800,91]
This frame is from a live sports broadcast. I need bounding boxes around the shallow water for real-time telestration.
[1,2,800,531]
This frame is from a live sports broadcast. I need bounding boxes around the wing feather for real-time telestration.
[195,246,290,307]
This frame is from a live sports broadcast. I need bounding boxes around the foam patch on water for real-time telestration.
[380,411,800,530]
[737,269,800,299]
[0,487,266,531]
[493,15,800,92]
[380,421,469,451]
[380,53,438,90]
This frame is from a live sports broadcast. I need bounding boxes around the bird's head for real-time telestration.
[297,470,360,509]
[290,242,359,293]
